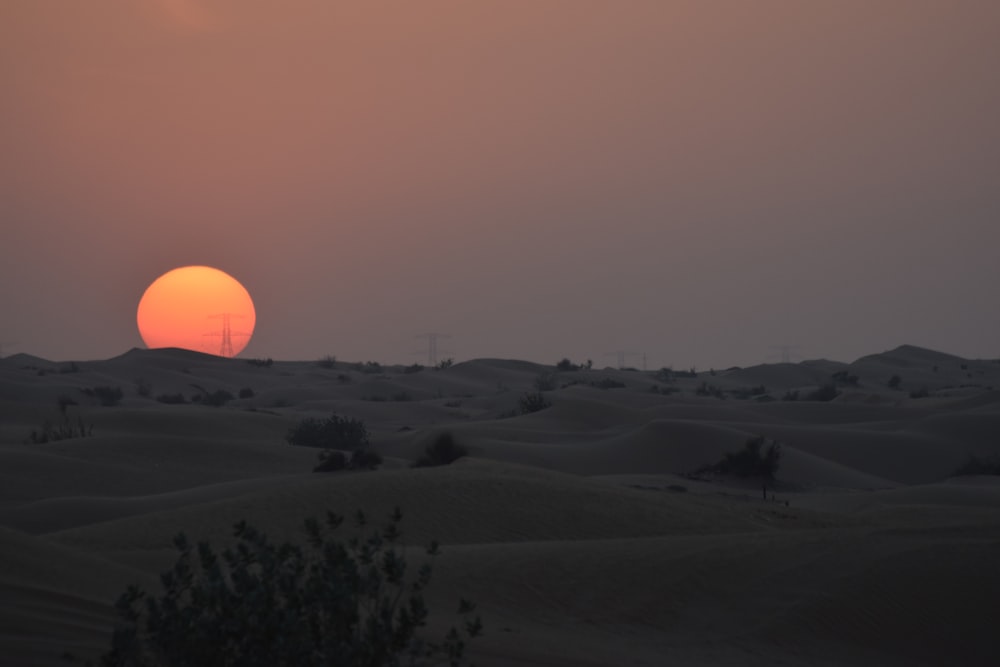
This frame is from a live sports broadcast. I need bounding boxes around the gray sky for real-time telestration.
[2,1,998,368]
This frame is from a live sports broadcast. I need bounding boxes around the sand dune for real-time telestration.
[2,345,998,665]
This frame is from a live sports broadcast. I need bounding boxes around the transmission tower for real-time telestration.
[414,332,451,366]
[768,345,801,364]
[605,350,640,370]
[204,314,249,358]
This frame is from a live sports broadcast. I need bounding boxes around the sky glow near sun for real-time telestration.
[136,266,256,357]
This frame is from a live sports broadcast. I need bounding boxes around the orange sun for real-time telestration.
[137,266,256,357]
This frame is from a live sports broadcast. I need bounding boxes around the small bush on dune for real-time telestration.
[238,387,254,399]
[518,391,551,414]
[413,432,468,468]
[202,389,235,407]
[697,436,781,481]
[287,413,370,450]
[953,455,1000,476]
[84,385,124,407]
[156,392,187,405]
[99,509,481,666]
[313,447,384,473]
[805,384,839,402]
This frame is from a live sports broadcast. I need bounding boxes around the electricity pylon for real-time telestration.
[414,332,451,366]
[204,314,250,358]
[768,345,801,364]
[605,350,640,370]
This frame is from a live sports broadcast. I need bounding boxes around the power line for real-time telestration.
[204,314,250,358]
[414,332,452,366]
[605,350,640,370]
[768,345,801,364]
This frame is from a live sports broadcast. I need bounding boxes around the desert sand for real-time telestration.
[1,344,999,666]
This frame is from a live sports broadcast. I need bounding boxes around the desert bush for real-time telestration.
[414,432,468,468]
[435,358,454,370]
[655,367,674,383]
[731,385,767,400]
[591,378,626,390]
[518,391,551,414]
[313,450,347,472]
[202,389,235,407]
[316,355,337,369]
[805,384,839,402]
[533,372,557,392]
[698,436,781,481]
[831,370,859,386]
[238,387,255,399]
[57,394,78,414]
[782,390,799,402]
[287,414,369,450]
[156,392,187,405]
[99,509,481,666]
[246,357,273,367]
[404,363,424,374]
[909,387,930,399]
[695,382,724,399]
[337,373,352,384]
[888,375,902,389]
[954,455,1000,476]
[350,448,383,470]
[358,361,383,374]
[649,384,680,395]
[59,362,80,374]
[134,378,152,398]
[85,385,124,407]
[27,415,93,444]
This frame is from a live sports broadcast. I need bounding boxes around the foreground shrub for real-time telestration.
[313,448,384,473]
[85,385,124,407]
[287,414,369,450]
[518,391,551,414]
[414,432,468,468]
[805,384,839,402]
[27,415,92,443]
[100,509,481,666]
[698,436,781,481]
[954,455,1000,476]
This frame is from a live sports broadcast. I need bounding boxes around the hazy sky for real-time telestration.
[2,1,998,368]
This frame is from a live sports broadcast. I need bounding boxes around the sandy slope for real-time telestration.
[1,345,999,666]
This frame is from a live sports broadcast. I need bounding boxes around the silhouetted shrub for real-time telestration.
[414,432,468,468]
[238,387,255,399]
[435,358,454,370]
[954,455,1000,476]
[246,357,273,368]
[782,390,799,402]
[358,361,383,374]
[134,378,152,398]
[556,358,591,371]
[655,367,674,383]
[698,436,781,481]
[349,448,383,470]
[696,382,724,399]
[518,391,551,414]
[287,413,369,450]
[59,362,80,374]
[831,370,859,386]
[403,363,424,374]
[202,389,235,407]
[805,384,839,402]
[649,384,680,395]
[57,394,77,414]
[100,509,481,666]
[337,373,352,384]
[909,387,930,399]
[85,385,124,407]
[156,393,187,405]
[533,372,557,391]
[313,450,347,472]
[731,385,767,400]
[27,415,92,443]
[888,375,902,389]
[591,378,626,390]
[316,355,337,369]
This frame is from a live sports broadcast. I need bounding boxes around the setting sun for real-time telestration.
[136,266,256,357]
